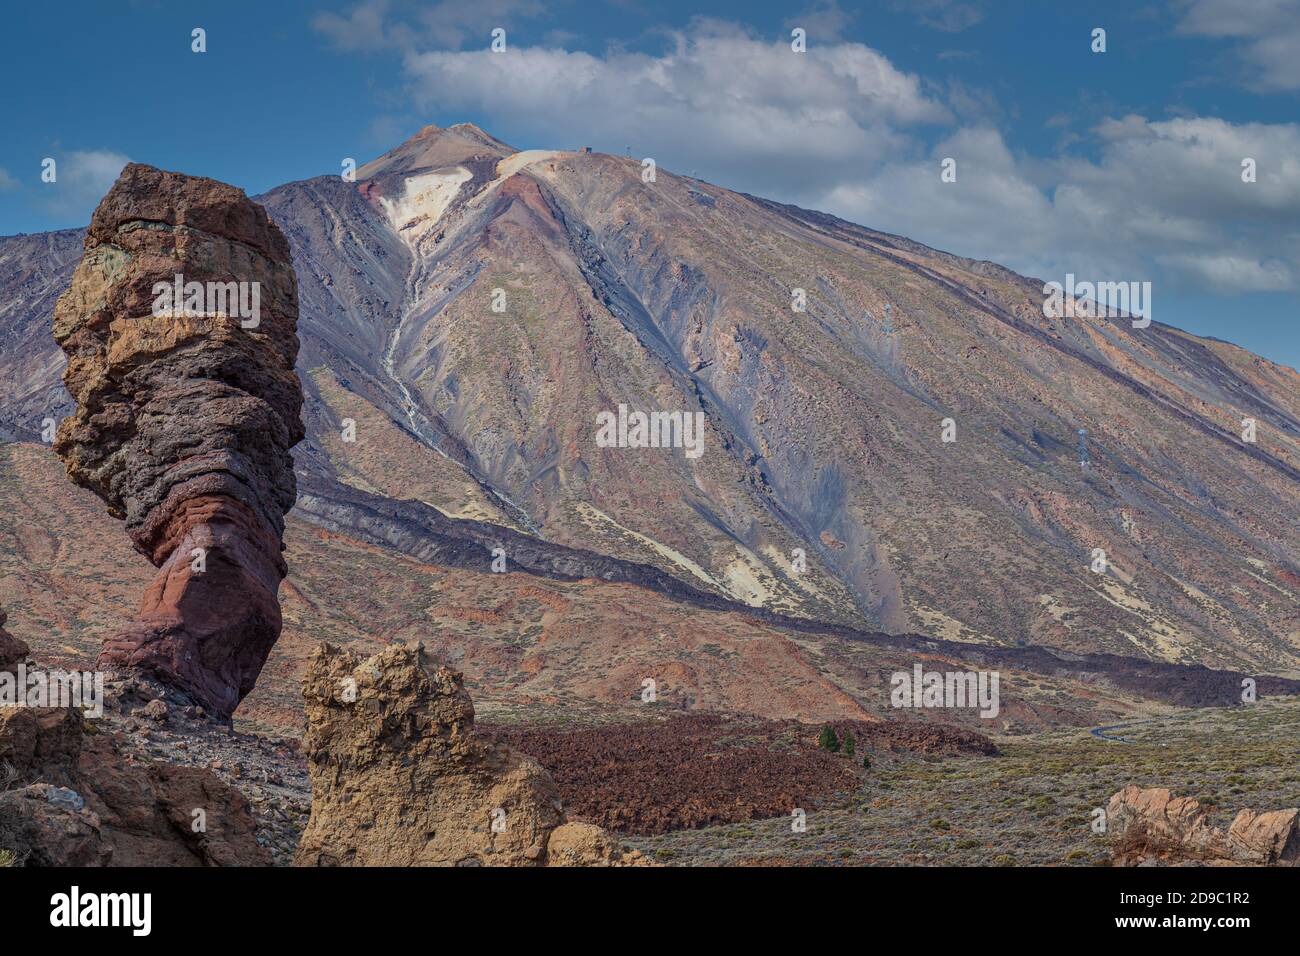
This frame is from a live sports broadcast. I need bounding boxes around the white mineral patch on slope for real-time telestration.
[721,555,771,606]
[380,167,472,244]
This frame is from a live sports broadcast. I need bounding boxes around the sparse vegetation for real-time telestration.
[628,700,1300,866]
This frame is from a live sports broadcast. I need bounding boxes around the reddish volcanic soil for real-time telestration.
[485,712,995,835]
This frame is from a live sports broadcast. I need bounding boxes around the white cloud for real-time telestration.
[826,115,1300,295]
[313,0,546,52]
[402,23,949,197]
[337,17,1300,297]
[0,168,18,193]
[1157,253,1294,293]
[40,150,130,218]
[1177,0,1300,91]
[783,1,856,42]
[312,0,400,51]
[893,0,985,33]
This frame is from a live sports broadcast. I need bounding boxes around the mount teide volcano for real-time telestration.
[2,122,1298,687]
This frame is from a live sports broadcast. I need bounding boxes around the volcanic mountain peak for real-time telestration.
[369,145,571,251]
[1,122,1297,680]
[324,123,1300,670]
[357,122,517,180]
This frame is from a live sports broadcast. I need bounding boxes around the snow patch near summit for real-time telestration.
[380,167,472,244]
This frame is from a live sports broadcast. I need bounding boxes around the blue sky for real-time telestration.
[2,0,1296,366]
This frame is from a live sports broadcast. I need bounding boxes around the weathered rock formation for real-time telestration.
[295,642,647,866]
[0,606,28,672]
[1108,786,1300,866]
[0,705,269,866]
[52,163,304,718]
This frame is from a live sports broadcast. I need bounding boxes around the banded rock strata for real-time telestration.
[51,164,304,718]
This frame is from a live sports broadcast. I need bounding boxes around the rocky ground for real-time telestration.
[37,670,1289,867]
[628,698,1300,865]
[484,712,993,835]
[94,673,311,867]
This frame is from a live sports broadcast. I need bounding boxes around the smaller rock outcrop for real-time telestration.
[294,643,647,866]
[0,704,269,867]
[0,606,28,672]
[1107,786,1300,866]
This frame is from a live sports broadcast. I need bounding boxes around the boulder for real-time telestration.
[545,821,647,867]
[1226,807,1300,865]
[0,705,269,867]
[1107,785,1300,866]
[0,784,111,867]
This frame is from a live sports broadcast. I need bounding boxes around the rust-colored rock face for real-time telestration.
[51,163,304,718]
[295,642,648,867]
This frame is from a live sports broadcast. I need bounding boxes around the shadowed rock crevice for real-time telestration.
[0,606,28,672]
[51,163,305,718]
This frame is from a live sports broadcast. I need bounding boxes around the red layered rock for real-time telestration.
[52,164,304,718]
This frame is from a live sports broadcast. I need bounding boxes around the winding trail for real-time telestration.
[1088,718,1157,743]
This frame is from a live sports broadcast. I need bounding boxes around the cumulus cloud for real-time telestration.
[829,116,1300,294]
[324,12,1298,298]
[39,150,129,219]
[1176,0,1300,91]
[313,0,546,52]
[1157,253,1294,293]
[403,23,949,197]
[0,168,18,193]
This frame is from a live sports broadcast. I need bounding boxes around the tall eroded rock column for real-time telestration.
[52,163,304,718]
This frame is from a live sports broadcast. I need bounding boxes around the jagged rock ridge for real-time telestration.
[1108,785,1300,866]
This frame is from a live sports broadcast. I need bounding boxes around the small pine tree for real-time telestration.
[818,725,839,752]
[862,755,871,769]
[842,730,855,756]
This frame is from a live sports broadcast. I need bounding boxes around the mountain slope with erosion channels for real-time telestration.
[1,123,1297,718]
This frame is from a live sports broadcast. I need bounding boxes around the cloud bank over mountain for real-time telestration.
[314,5,1300,302]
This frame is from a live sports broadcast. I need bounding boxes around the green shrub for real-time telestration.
[818,725,840,752]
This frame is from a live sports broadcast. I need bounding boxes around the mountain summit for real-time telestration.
[2,124,1298,677]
